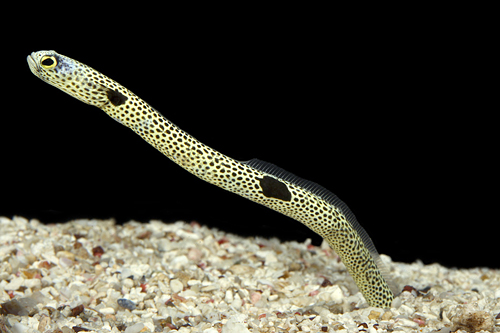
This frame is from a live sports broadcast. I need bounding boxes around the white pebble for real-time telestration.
[255,250,278,263]
[170,279,184,293]
[225,289,234,303]
[187,279,201,286]
[394,318,419,329]
[98,307,115,315]
[120,267,132,278]
[231,295,243,310]
[398,304,415,316]
[122,278,134,289]
[5,277,24,291]
[158,280,169,293]
[124,323,144,333]
[58,257,73,268]
[11,322,29,333]
[203,329,219,333]
[222,319,250,333]
[171,255,189,269]
[318,285,343,304]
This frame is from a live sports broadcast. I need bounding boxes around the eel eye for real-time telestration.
[40,55,57,69]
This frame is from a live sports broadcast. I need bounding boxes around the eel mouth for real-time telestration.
[27,54,39,76]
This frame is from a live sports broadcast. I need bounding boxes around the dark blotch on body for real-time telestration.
[107,89,128,106]
[259,176,292,201]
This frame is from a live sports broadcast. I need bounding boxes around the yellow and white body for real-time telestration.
[28,50,397,307]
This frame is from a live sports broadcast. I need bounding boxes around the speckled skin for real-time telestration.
[28,51,395,308]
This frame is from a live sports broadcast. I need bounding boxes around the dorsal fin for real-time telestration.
[243,158,398,294]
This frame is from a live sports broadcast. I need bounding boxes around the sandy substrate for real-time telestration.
[0,216,499,333]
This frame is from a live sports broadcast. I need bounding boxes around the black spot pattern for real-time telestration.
[258,176,292,201]
[107,89,128,106]
[28,51,395,308]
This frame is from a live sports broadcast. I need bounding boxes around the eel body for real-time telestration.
[27,50,396,307]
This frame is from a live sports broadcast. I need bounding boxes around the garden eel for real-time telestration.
[27,50,398,308]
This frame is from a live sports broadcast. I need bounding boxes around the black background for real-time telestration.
[2,8,496,269]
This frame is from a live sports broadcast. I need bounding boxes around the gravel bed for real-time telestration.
[0,216,499,333]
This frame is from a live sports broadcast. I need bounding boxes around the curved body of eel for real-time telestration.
[27,50,397,307]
